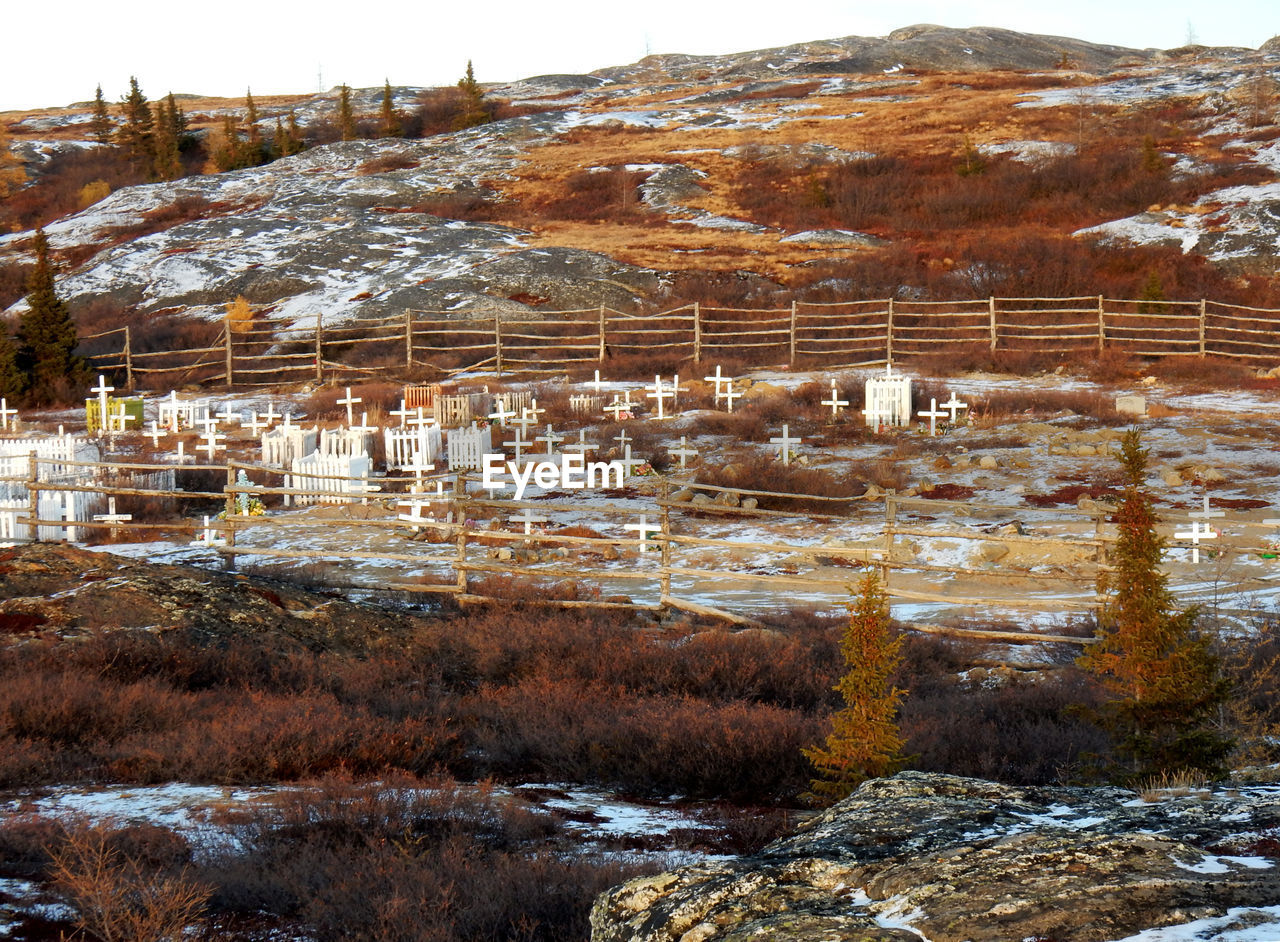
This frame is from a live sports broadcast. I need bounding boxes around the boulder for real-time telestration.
[672,487,696,502]
[1115,394,1147,417]
[978,541,1010,562]
[591,772,1280,942]
[1162,470,1184,488]
[741,497,758,510]
[978,455,999,470]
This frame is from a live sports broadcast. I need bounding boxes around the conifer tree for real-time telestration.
[89,85,114,145]
[1079,429,1233,778]
[116,77,155,176]
[207,115,243,172]
[0,123,27,199]
[803,569,906,803]
[0,329,25,403]
[454,61,490,130]
[17,229,88,405]
[337,84,356,141]
[244,90,264,163]
[164,92,189,148]
[151,97,183,181]
[379,79,402,138]
[284,112,304,156]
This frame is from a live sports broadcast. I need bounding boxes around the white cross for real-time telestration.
[407,406,433,430]
[619,444,646,477]
[563,430,596,456]
[93,497,133,536]
[588,369,606,393]
[216,404,239,426]
[109,402,135,433]
[261,401,281,426]
[863,400,891,431]
[511,407,537,436]
[198,414,220,437]
[613,428,631,449]
[281,411,294,430]
[536,424,563,457]
[526,398,545,423]
[174,440,192,464]
[90,374,113,435]
[404,452,435,490]
[511,506,548,535]
[942,393,968,423]
[397,499,433,532]
[198,427,226,459]
[704,365,730,400]
[0,398,16,431]
[351,412,377,434]
[504,428,529,462]
[646,374,675,420]
[390,401,414,428]
[821,382,849,418]
[1189,494,1226,524]
[770,424,801,465]
[722,384,742,412]
[246,411,269,435]
[337,387,361,425]
[489,402,516,426]
[604,396,631,422]
[884,363,894,377]
[670,435,699,469]
[624,514,661,553]
[1174,520,1218,564]
[670,373,683,408]
[162,391,182,431]
[194,514,226,546]
[148,421,167,448]
[918,398,948,437]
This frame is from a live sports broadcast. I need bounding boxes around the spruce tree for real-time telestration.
[116,77,155,177]
[244,90,264,164]
[454,61,490,130]
[151,97,183,181]
[803,569,906,803]
[164,93,189,149]
[1080,429,1233,778]
[17,230,88,405]
[379,79,402,138]
[0,330,25,403]
[90,84,114,145]
[337,85,356,141]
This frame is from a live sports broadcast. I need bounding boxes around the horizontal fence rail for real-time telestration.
[78,296,1280,389]
[7,456,1280,645]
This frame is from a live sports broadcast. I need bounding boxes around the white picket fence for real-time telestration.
[285,451,377,506]
[261,427,318,467]
[864,374,913,427]
[384,425,442,469]
[319,427,376,458]
[0,490,104,542]
[446,424,494,471]
[157,395,211,430]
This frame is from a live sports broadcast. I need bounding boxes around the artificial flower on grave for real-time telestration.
[633,462,655,476]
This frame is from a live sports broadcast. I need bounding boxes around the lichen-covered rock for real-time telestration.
[591,772,1280,942]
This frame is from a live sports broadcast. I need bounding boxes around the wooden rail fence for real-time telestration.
[6,456,1280,643]
[76,296,1280,389]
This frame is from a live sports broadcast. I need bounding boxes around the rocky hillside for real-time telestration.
[2,25,1280,332]
[591,771,1280,942]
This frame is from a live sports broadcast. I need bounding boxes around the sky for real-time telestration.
[3,0,1278,113]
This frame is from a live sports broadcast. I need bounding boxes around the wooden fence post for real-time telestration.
[494,316,503,376]
[886,298,895,367]
[315,313,323,383]
[881,495,896,589]
[598,305,606,361]
[405,309,414,371]
[692,302,702,364]
[27,453,39,543]
[223,463,237,571]
[224,315,233,389]
[789,301,798,368]
[1097,295,1105,356]
[123,325,134,392]
[660,479,672,600]
[988,297,997,354]
[1199,298,1207,357]
[453,475,468,596]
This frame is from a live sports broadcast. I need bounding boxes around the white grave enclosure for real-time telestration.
[447,423,495,471]
[384,424,443,469]
[261,426,319,467]
[864,372,913,428]
[319,427,376,458]
[286,451,375,506]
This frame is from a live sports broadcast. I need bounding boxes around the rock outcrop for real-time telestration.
[591,771,1280,942]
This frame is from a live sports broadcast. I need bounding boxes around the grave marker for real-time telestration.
[821,382,849,418]
[337,387,362,425]
[624,515,661,553]
[770,424,801,465]
[646,374,676,420]
[670,436,699,469]
[1174,520,1217,564]
[918,398,948,437]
